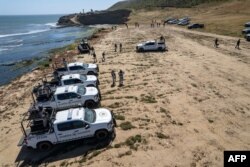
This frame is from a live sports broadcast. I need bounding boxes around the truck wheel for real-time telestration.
[37,141,52,151]
[87,71,95,75]
[85,100,96,108]
[95,130,108,140]
[158,47,163,51]
[139,48,144,52]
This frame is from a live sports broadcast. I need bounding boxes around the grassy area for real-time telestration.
[126,0,250,37]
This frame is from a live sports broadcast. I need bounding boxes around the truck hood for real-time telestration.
[86,75,97,82]
[85,87,98,96]
[88,64,97,69]
[137,43,144,47]
[94,108,112,123]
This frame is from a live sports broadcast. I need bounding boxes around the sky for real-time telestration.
[0,0,122,15]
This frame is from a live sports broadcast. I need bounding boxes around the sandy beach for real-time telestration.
[0,24,249,167]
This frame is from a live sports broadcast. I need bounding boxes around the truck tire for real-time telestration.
[85,100,96,108]
[95,130,108,140]
[37,141,52,151]
[139,48,144,52]
[158,47,163,51]
[87,71,95,75]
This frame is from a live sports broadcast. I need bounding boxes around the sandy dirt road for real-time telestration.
[0,25,249,167]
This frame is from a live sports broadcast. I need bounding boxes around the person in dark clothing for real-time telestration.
[93,52,97,63]
[214,38,219,48]
[62,58,67,69]
[120,43,122,52]
[125,23,128,29]
[235,39,241,49]
[160,35,165,42]
[111,70,116,87]
[102,52,105,62]
[114,44,117,52]
[118,70,124,87]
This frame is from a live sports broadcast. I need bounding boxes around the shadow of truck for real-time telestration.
[15,132,115,166]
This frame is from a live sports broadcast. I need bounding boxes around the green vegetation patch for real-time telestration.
[125,134,142,150]
[156,132,170,139]
[141,94,157,103]
[120,121,135,130]
[114,114,125,120]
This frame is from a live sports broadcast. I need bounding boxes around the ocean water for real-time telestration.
[0,15,95,86]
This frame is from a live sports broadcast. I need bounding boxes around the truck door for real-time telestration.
[56,121,92,142]
[145,42,155,50]
[68,92,83,108]
[69,66,86,75]
[55,93,70,110]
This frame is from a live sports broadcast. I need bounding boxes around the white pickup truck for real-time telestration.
[33,85,100,110]
[60,74,99,87]
[54,62,99,78]
[18,108,115,151]
[136,40,167,52]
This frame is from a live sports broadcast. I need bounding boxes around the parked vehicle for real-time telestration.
[245,22,250,27]
[180,17,190,21]
[53,62,99,78]
[78,42,91,54]
[18,107,116,151]
[136,40,167,52]
[60,74,99,87]
[164,17,175,23]
[178,20,189,26]
[32,85,100,111]
[188,23,204,29]
[242,28,250,34]
[245,34,250,41]
[167,19,179,24]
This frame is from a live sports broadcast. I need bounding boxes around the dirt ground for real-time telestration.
[0,24,249,167]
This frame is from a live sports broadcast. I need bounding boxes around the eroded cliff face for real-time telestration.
[57,10,131,26]
[57,14,78,26]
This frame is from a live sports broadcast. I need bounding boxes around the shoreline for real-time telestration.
[0,26,101,87]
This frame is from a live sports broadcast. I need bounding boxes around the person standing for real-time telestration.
[93,52,97,63]
[235,39,241,49]
[62,58,67,69]
[125,23,128,29]
[102,52,105,62]
[114,43,117,52]
[111,70,116,87]
[118,70,124,87]
[214,38,219,48]
[120,43,122,52]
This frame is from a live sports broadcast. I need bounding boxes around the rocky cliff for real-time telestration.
[57,9,131,26]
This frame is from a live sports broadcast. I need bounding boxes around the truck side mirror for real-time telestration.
[85,124,90,129]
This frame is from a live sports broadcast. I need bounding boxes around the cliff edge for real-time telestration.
[58,9,131,26]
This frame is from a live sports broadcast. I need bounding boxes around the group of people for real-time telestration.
[111,70,125,87]
[214,38,241,49]
[151,20,163,28]
[114,43,123,52]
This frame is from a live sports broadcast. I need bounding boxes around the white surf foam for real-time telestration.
[0,29,49,38]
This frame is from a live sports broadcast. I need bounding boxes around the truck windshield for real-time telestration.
[77,85,86,95]
[82,64,89,68]
[84,108,96,123]
[80,75,87,81]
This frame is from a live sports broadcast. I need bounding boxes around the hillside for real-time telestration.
[109,0,231,10]
[122,0,250,37]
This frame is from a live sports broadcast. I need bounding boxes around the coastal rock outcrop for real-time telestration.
[58,9,131,26]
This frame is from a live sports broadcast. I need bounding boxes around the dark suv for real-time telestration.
[188,24,204,29]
